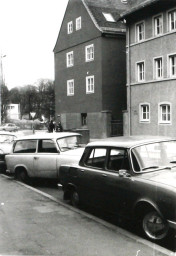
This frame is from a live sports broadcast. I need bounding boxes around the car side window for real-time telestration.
[107,148,130,171]
[85,148,107,169]
[38,139,58,153]
[14,140,37,153]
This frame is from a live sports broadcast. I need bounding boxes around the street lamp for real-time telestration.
[0,55,6,125]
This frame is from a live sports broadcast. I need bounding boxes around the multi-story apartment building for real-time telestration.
[54,0,127,138]
[121,0,176,136]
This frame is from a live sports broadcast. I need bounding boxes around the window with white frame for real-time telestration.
[76,17,81,30]
[169,54,176,77]
[154,15,163,36]
[102,12,115,22]
[154,57,163,79]
[159,103,171,124]
[66,51,74,67]
[168,9,176,31]
[67,21,73,34]
[136,22,144,42]
[85,44,94,62]
[140,104,150,122]
[67,79,74,96]
[86,76,94,93]
[137,62,145,81]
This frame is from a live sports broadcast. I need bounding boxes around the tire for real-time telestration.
[16,169,30,184]
[141,210,169,241]
[70,189,80,208]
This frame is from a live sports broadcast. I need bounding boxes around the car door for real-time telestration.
[12,139,37,176]
[100,148,133,216]
[33,139,58,178]
[76,147,108,208]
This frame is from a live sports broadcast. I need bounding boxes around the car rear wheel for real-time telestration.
[70,189,80,208]
[16,169,30,184]
[142,210,169,241]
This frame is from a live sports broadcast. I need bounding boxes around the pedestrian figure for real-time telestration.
[56,122,63,132]
[48,120,55,133]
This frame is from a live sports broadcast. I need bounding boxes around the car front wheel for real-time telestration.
[142,210,169,241]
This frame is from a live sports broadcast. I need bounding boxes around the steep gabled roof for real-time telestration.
[120,0,175,18]
[83,0,128,33]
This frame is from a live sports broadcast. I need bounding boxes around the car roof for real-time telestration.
[87,136,176,149]
[14,132,81,141]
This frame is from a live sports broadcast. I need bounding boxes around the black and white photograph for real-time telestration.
[0,0,176,255]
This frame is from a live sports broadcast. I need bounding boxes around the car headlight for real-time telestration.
[0,149,4,154]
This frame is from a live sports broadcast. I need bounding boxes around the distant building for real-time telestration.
[54,0,127,138]
[6,104,20,120]
[121,0,176,136]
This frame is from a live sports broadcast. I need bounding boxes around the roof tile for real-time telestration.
[84,0,127,33]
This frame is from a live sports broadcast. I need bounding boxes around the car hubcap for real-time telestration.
[143,211,168,240]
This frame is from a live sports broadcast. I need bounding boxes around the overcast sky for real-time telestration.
[0,0,68,89]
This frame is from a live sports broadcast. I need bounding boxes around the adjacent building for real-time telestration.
[54,0,127,138]
[6,104,21,120]
[121,0,176,136]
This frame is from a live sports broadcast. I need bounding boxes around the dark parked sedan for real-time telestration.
[59,136,176,241]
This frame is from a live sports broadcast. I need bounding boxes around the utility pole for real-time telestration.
[0,55,6,125]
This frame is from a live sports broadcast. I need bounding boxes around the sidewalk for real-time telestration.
[0,175,172,256]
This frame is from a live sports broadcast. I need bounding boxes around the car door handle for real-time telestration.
[102,174,107,177]
[80,169,84,172]
[34,157,39,160]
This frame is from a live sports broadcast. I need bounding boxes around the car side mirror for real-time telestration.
[119,169,130,178]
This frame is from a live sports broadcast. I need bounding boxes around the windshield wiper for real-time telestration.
[142,166,159,171]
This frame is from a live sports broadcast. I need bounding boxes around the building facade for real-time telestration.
[121,0,176,136]
[54,0,127,138]
[6,104,21,120]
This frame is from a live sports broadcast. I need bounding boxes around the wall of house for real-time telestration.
[126,4,176,136]
[55,37,103,115]
[60,111,112,138]
[54,0,101,53]
[102,35,126,120]
[54,0,126,138]
[130,81,176,136]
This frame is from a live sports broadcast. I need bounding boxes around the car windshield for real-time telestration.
[131,140,176,172]
[57,136,81,152]
[0,134,16,143]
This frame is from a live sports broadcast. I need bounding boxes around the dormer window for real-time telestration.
[102,12,115,22]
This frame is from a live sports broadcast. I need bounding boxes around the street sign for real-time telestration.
[30,112,36,119]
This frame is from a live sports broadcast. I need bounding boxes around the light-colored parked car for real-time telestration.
[0,131,17,171]
[60,136,176,241]
[0,123,20,132]
[5,132,85,183]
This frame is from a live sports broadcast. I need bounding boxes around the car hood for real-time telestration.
[140,168,176,188]
[61,147,85,156]
[0,143,13,154]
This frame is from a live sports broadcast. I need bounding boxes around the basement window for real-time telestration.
[102,12,115,22]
